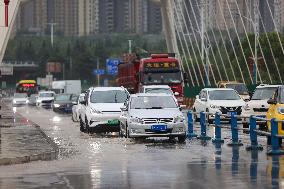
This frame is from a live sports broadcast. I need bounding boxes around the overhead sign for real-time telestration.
[0,65,13,75]
[106,59,120,75]
[93,69,105,75]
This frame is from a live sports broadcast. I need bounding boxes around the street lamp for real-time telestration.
[235,12,259,85]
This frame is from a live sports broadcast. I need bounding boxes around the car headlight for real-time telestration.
[243,103,250,111]
[90,108,102,114]
[26,100,29,104]
[174,115,185,123]
[130,117,143,123]
[53,104,60,108]
[36,99,41,103]
[210,104,220,109]
[278,107,284,114]
[13,100,16,104]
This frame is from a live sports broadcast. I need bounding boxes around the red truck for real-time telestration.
[117,53,185,104]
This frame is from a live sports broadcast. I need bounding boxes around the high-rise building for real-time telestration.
[15,0,162,36]
[78,0,99,36]
[15,0,48,35]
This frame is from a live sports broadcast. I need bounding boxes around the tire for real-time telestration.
[125,123,129,138]
[85,117,90,134]
[206,109,213,124]
[242,123,249,134]
[193,108,200,122]
[79,118,85,132]
[178,135,186,143]
[267,136,271,145]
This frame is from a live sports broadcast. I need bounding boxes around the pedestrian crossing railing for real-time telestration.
[187,111,284,155]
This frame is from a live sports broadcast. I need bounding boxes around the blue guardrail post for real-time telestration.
[187,111,197,138]
[197,112,211,140]
[228,112,243,146]
[267,118,284,155]
[246,116,263,151]
[212,112,224,143]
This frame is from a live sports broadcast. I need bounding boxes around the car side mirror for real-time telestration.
[120,106,127,111]
[174,92,179,96]
[267,98,276,105]
[179,104,186,111]
[201,98,207,102]
[80,100,86,105]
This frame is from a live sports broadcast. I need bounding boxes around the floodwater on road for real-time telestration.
[0,105,283,189]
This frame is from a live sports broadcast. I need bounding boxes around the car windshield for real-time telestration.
[55,94,72,101]
[39,93,54,97]
[209,90,241,100]
[226,84,248,95]
[251,87,277,100]
[145,88,172,94]
[143,72,181,84]
[130,96,177,109]
[90,90,128,103]
[14,93,27,98]
[71,95,78,101]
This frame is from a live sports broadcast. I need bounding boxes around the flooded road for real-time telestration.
[0,105,282,189]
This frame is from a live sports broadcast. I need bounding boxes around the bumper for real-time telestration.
[128,122,186,138]
[88,113,121,132]
[12,102,27,106]
[242,111,266,124]
[53,107,72,113]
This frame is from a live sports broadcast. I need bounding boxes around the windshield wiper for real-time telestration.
[146,107,163,109]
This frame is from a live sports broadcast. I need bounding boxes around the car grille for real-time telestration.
[142,118,174,124]
[253,108,268,112]
[42,100,52,103]
[220,106,242,115]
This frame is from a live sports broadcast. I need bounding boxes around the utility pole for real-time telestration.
[128,40,132,54]
[200,0,209,87]
[47,23,57,47]
[253,0,259,85]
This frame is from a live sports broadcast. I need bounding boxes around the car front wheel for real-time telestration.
[79,118,85,132]
[178,135,186,143]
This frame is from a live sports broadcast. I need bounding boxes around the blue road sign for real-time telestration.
[93,69,105,75]
[106,59,120,75]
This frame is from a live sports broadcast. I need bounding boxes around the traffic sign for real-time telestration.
[106,59,120,75]
[93,69,105,75]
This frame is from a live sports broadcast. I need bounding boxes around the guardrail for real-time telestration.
[187,111,284,155]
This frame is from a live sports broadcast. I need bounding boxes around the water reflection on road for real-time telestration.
[0,105,283,188]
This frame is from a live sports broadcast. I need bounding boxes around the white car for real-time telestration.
[119,93,186,142]
[12,93,28,106]
[36,91,55,108]
[193,88,245,123]
[72,93,85,122]
[80,87,129,133]
[242,84,279,128]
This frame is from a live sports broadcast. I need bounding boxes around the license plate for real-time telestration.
[151,125,167,131]
[108,119,119,125]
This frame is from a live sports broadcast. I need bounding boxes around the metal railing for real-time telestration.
[187,111,284,155]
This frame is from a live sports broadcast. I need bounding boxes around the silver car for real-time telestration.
[119,93,186,142]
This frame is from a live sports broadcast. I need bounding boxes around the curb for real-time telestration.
[0,117,59,166]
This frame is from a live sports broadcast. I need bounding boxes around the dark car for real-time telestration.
[52,94,78,113]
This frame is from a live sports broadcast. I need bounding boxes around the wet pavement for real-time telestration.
[0,104,282,189]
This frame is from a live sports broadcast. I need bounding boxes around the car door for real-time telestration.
[81,90,91,123]
[195,90,207,113]
[267,88,279,121]
[119,100,129,132]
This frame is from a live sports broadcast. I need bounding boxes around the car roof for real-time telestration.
[256,84,281,89]
[142,85,171,89]
[203,88,234,91]
[92,87,125,91]
[131,93,174,97]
